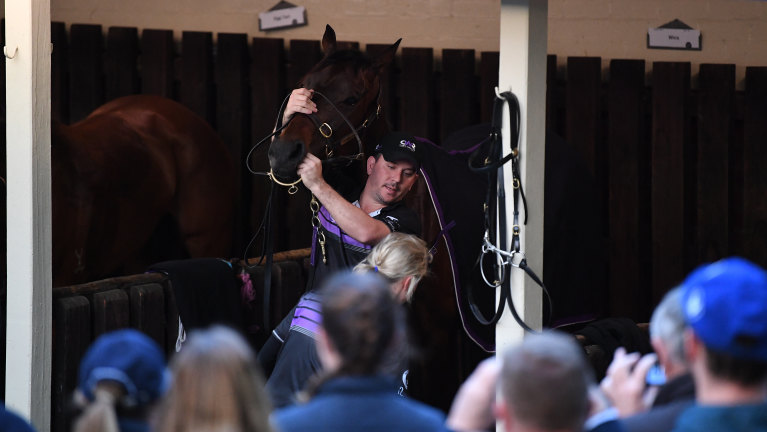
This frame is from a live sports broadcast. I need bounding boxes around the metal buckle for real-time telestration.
[319,122,333,138]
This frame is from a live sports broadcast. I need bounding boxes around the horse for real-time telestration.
[267,25,492,410]
[51,95,236,287]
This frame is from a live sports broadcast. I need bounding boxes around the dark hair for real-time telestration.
[705,347,767,387]
[302,271,405,398]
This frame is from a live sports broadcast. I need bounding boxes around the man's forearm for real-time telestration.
[310,180,390,245]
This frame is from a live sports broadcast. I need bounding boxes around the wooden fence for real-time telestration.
[49,254,308,432]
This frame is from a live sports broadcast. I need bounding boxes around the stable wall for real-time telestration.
[4,0,766,85]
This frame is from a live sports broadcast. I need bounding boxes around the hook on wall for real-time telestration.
[4,46,19,59]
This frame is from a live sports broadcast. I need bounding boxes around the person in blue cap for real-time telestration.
[73,329,169,432]
[672,257,767,432]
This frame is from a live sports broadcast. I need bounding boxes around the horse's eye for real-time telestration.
[343,97,359,106]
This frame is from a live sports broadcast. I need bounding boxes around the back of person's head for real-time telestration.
[500,331,592,432]
[152,326,272,432]
[353,232,431,302]
[680,257,767,386]
[322,271,403,374]
[74,329,169,432]
[649,287,687,370]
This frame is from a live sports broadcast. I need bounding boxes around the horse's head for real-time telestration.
[268,25,401,183]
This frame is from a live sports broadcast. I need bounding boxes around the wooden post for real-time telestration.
[4,0,53,428]
[496,0,547,352]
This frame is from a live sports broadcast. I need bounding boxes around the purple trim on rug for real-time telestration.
[319,206,371,250]
[418,164,494,352]
[551,314,598,329]
[294,305,322,325]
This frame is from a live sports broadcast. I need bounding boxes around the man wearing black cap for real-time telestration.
[296,129,423,284]
[258,91,424,409]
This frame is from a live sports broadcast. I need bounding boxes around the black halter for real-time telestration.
[467,90,552,333]
[246,87,381,190]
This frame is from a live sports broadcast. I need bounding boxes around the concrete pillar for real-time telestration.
[4,0,53,428]
[496,0,547,353]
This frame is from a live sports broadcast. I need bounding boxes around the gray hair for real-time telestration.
[649,287,686,367]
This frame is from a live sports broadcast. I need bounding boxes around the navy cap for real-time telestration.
[78,329,170,406]
[680,257,767,361]
[374,131,423,170]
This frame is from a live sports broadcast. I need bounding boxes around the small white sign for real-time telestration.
[648,19,701,51]
[259,3,306,31]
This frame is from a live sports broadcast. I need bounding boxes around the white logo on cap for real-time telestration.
[399,139,416,152]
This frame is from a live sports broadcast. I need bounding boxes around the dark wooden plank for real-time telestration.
[275,260,304,322]
[92,289,130,336]
[651,62,691,301]
[697,64,734,264]
[546,54,556,132]
[216,32,250,254]
[250,37,286,249]
[367,43,398,130]
[130,283,166,349]
[399,47,434,139]
[440,49,477,143]
[180,31,214,123]
[51,22,69,123]
[53,272,166,298]
[743,67,767,268]
[336,41,359,51]
[140,29,174,97]
[163,281,180,356]
[607,59,647,320]
[105,27,139,101]
[52,296,91,432]
[68,24,104,123]
[479,51,499,124]
[565,57,602,176]
[286,39,321,89]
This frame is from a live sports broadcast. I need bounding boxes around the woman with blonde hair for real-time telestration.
[260,232,431,408]
[353,231,431,303]
[152,326,273,432]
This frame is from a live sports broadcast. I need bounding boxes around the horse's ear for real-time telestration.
[372,38,402,72]
[322,24,337,55]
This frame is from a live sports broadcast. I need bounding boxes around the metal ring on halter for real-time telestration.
[319,122,333,138]
[268,169,302,194]
[479,249,505,288]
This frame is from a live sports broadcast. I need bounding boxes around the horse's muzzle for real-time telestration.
[268,138,306,181]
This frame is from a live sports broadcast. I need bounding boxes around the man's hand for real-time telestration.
[297,153,324,193]
[283,88,317,124]
[446,357,500,431]
[599,347,658,417]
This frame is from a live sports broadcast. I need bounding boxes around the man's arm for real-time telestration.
[298,153,391,245]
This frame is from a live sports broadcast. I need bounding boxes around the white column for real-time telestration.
[496,0,547,353]
[5,0,53,428]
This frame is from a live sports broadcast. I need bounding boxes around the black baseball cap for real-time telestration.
[373,131,424,170]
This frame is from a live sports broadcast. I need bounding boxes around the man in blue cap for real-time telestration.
[672,257,767,431]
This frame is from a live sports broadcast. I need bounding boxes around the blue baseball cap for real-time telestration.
[680,257,767,361]
[78,329,170,406]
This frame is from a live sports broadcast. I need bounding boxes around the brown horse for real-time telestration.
[267,25,490,410]
[51,95,235,287]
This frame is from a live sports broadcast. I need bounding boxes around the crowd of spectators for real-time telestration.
[4,250,766,432]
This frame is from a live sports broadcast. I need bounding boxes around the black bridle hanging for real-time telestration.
[467,90,552,333]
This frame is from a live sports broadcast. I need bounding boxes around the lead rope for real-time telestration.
[310,194,328,265]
